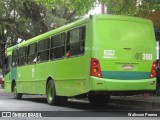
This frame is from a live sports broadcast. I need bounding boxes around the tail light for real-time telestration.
[90,58,102,78]
[150,60,157,78]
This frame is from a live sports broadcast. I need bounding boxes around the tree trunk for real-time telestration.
[0,27,6,72]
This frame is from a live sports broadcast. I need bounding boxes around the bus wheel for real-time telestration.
[46,80,60,105]
[88,94,110,106]
[13,82,22,99]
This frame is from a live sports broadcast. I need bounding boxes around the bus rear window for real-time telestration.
[96,20,153,47]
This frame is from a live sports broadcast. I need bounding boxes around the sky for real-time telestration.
[87,2,102,15]
[86,1,107,16]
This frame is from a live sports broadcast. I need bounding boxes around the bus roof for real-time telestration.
[7,14,153,52]
[7,16,90,52]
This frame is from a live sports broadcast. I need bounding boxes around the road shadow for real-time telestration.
[21,97,48,104]
[66,99,136,111]
[2,93,141,111]
[14,96,135,111]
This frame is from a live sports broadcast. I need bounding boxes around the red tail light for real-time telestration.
[150,60,157,78]
[90,58,102,78]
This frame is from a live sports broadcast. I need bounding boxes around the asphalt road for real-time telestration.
[0,90,160,120]
[0,91,144,111]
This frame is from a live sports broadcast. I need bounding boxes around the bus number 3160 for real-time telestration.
[135,53,152,60]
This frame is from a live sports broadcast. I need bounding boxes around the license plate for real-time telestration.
[122,65,134,70]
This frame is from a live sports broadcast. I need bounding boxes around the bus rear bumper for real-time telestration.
[89,76,156,92]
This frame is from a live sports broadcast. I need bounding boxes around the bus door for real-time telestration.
[22,43,38,94]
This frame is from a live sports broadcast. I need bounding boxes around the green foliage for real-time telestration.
[103,0,160,29]
[0,0,95,69]
[0,0,95,46]
[103,0,137,16]
[104,0,160,17]
[35,0,95,15]
[44,13,67,30]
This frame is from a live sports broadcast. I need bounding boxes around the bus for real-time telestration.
[4,15,157,106]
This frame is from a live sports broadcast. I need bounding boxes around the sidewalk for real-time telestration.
[110,95,160,109]
[0,88,4,93]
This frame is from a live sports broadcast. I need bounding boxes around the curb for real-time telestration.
[71,97,160,109]
[109,97,160,109]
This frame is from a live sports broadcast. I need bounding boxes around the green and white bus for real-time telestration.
[4,15,157,105]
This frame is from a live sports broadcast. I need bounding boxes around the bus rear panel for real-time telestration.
[89,15,156,95]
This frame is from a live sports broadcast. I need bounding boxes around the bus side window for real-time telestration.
[18,47,27,66]
[66,26,85,57]
[37,38,49,62]
[12,49,18,67]
[4,56,11,75]
[50,33,65,60]
[27,43,37,64]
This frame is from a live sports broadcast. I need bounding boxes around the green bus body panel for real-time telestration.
[93,15,156,79]
[90,76,156,91]
[5,15,157,96]
[16,56,90,95]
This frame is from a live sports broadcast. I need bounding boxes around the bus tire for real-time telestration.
[46,80,60,105]
[88,94,110,106]
[13,82,22,99]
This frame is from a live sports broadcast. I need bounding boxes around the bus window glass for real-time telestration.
[4,56,11,75]
[38,39,49,62]
[28,43,37,55]
[18,47,27,66]
[50,33,65,60]
[51,34,65,48]
[80,27,85,41]
[38,39,49,52]
[28,43,37,64]
[38,51,49,62]
[51,47,65,59]
[12,49,18,66]
[66,26,85,57]
[70,29,79,43]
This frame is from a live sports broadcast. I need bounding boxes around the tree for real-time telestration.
[103,0,160,29]
[0,0,59,69]
[0,0,49,69]
[0,0,95,46]
[35,0,95,17]
[0,0,96,69]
